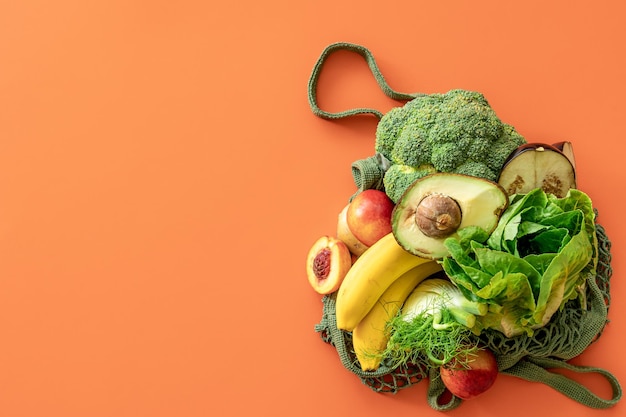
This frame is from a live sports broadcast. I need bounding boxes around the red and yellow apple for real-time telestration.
[440,348,498,400]
[346,189,394,247]
[305,236,352,295]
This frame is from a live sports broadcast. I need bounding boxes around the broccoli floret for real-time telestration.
[383,164,438,203]
[390,124,431,166]
[481,124,526,171]
[375,106,412,160]
[430,142,466,172]
[375,89,525,200]
[427,91,503,145]
[453,160,497,181]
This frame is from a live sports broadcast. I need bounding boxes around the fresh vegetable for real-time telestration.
[402,278,488,329]
[384,277,488,368]
[498,142,576,197]
[391,173,509,259]
[382,163,437,203]
[442,187,597,337]
[374,89,526,202]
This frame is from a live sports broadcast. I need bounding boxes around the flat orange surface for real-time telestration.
[1,1,625,416]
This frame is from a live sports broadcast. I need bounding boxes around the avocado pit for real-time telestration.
[416,194,462,238]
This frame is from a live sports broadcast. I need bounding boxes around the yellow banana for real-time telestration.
[335,232,434,332]
[352,261,443,371]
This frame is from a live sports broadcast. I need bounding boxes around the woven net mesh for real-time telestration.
[314,220,613,395]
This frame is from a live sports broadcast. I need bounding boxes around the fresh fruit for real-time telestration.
[352,262,443,371]
[440,348,499,400]
[336,204,369,256]
[346,189,394,247]
[306,236,352,295]
[497,142,576,198]
[391,173,509,260]
[335,232,434,332]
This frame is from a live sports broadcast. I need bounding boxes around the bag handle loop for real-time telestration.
[502,357,622,409]
[307,42,423,120]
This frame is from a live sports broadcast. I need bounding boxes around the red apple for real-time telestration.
[440,348,498,400]
[346,189,394,247]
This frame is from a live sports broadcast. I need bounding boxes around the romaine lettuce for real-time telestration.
[442,188,597,337]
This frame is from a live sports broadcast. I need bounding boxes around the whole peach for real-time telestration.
[440,349,498,400]
[347,189,394,247]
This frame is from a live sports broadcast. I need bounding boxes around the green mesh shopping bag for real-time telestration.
[308,42,622,411]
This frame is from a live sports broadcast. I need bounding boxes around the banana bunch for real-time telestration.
[335,232,442,371]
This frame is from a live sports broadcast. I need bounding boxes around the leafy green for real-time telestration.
[442,188,597,337]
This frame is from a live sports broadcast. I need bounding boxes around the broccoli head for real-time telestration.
[375,89,525,202]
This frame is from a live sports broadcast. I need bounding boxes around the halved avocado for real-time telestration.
[497,143,576,198]
[391,173,509,259]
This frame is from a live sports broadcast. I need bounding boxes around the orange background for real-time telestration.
[1,1,625,416]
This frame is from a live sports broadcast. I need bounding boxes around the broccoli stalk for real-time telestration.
[375,89,526,203]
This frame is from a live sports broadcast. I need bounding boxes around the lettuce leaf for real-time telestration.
[443,188,597,337]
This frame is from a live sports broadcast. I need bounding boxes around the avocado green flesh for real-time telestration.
[392,173,508,259]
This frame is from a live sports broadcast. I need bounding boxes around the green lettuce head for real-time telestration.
[442,188,597,337]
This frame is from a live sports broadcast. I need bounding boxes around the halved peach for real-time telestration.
[306,236,352,295]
